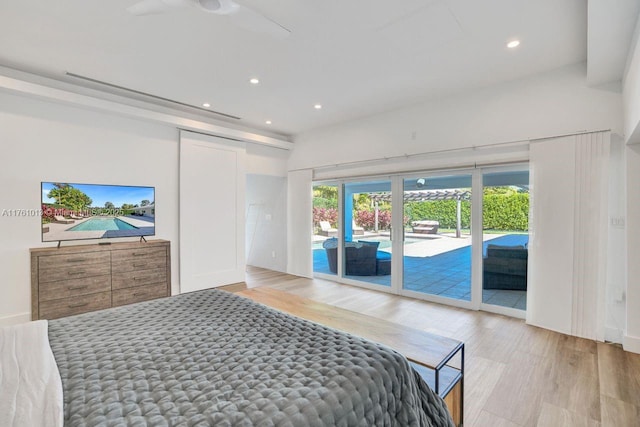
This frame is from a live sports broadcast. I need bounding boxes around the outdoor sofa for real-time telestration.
[323,238,391,276]
[482,244,528,290]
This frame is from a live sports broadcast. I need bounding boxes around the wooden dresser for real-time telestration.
[31,240,171,320]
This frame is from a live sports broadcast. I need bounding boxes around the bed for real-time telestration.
[3,289,454,426]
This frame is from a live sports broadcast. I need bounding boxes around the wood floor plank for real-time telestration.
[600,395,640,427]
[597,342,640,407]
[536,403,600,427]
[544,343,601,421]
[482,350,552,426]
[474,410,522,427]
[241,267,640,427]
[463,356,507,426]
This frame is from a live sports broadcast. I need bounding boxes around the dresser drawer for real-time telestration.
[39,262,111,284]
[38,251,111,270]
[112,255,167,273]
[39,292,111,319]
[39,275,111,302]
[111,246,166,262]
[112,269,167,290]
[112,283,167,307]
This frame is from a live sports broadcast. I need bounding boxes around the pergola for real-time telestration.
[368,189,471,238]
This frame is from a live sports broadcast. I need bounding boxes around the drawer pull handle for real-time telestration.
[133,263,146,268]
[68,302,89,309]
[68,285,88,291]
[66,258,87,263]
[133,292,146,297]
[132,253,146,257]
[68,271,85,276]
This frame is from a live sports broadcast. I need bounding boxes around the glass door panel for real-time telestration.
[312,184,339,277]
[342,180,392,287]
[402,175,472,301]
[481,171,529,310]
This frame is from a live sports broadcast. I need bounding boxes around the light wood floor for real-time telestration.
[224,267,640,427]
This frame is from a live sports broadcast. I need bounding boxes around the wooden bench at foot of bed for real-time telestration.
[237,288,464,427]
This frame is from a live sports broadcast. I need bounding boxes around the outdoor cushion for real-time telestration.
[486,244,527,260]
[322,237,338,249]
[359,240,381,249]
[375,251,391,275]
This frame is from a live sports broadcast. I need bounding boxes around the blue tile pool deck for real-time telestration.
[313,234,528,310]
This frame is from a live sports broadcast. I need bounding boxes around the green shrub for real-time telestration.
[404,192,529,231]
[405,200,471,229]
[482,193,529,231]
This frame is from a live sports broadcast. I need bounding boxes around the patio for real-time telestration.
[313,233,528,310]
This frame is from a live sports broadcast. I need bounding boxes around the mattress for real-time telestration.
[48,289,454,426]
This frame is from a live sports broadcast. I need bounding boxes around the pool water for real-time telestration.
[69,218,138,231]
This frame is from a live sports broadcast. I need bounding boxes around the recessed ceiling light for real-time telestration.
[265,120,272,125]
[507,40,520,49]
[202,103,210,107]
[249,78,260,85]
[314,104,322,110]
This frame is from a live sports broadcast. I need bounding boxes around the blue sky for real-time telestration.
[42,182,154,208]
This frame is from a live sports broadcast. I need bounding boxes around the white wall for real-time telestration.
[0,90,290,326]
[622,11,640,353]
[0,91,179,325]
[625,144,640,352]
[245,144,289,272]
[246,144,289,177]
[246,175,287,272]
[623,15,640,144]
[287,169,313,278]
[291,63,623,171]
[606,135,627,343]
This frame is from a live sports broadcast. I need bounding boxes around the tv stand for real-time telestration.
[31,240,171,320]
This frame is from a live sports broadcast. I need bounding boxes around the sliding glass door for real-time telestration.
[341,180,393,289]
[312,183,339,277]
[481,170,529,312]
[401,174,473,303]
[312,165,529,316]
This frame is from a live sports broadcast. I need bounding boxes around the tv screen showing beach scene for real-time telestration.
[41,182,155,242]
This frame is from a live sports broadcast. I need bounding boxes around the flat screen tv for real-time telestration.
[41,182,155,243]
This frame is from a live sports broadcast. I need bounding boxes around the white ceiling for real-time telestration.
[0,0,623,137]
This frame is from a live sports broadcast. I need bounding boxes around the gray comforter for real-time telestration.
[48,290,454,427]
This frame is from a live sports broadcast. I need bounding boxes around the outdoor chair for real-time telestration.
[352,220,364,235]
[318,221,338,237]
[411,220,439,234]
[54,215,74,224]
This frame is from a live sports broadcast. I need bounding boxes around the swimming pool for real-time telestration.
[69,218,138,231]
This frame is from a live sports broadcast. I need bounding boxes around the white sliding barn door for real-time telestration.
[180,131,246,292]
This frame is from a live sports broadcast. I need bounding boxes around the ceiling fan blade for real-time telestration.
[231,5,291,39]
[127,0,192,16]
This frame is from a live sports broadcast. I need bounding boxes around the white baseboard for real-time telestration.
[0,312,31,327]
[623,334,640,354]
[605,327,623,344]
